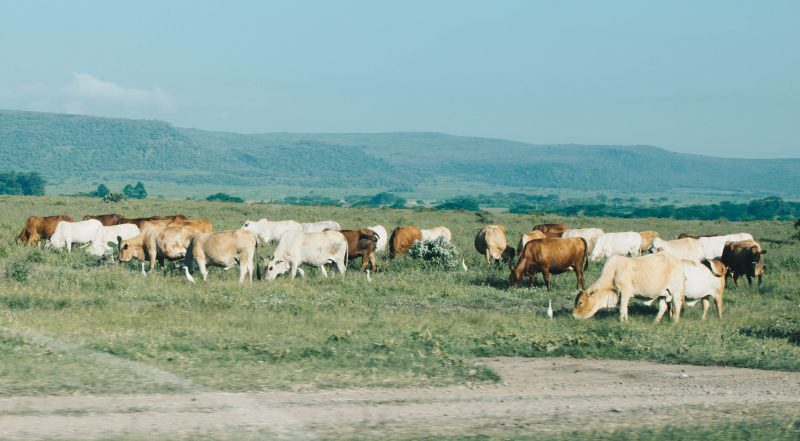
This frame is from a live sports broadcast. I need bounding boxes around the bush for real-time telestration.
[103,192,126,203]
[206,192,244,203]
[407,237,459,268]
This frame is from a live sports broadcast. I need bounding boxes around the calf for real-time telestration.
[509,237,587,291]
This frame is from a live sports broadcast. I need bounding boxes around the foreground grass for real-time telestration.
[0,196,799,396]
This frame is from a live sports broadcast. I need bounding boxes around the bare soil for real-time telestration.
[1,357,799,440]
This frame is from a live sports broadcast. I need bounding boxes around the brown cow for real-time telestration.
[509,237,587,291]
[389,226,422,258]
[638,231,660,253]
[677,233,723,240]
[82,213,124,226]
[118,214,190,229]
[533,223,570,238]
[720,239,766,286]
[329,228,379,271]
[16,215,73,246]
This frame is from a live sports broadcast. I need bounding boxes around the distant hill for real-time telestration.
[1,109,798,196]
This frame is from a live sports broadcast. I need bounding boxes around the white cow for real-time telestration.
[589,232,642,262]
[421,226,452,242]
[301,220,341,232]
[87,223,140,256]
[698,233,753,260]
[47,219,103,252]
[241,218,302,243]
[562,228,604,253]
[368,225,388,253]
[650,237,705,261]
[682,259,726,320]
[264,230,348,280]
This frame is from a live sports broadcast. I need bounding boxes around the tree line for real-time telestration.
[0,171,46,196]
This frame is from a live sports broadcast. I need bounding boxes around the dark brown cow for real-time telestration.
[677,233,723,240]
[509,237,587,291]
[82,213,124,226]
[388,226,422,258]
[118,214,190,229]
[15,215,73,246]
[329,228,379,271]
[533,223,570,238]
[720,239,766,286]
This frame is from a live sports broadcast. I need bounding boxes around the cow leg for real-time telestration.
[619,292,630,322]
[290,263,299,279]
[715,293,723,319]
[150,254,158,272]
[198,260,209,282]
[576,266,585,290]
[732,273,739,286]
[746,274,753,286]
[368,252,376,272]
[701,298,710,321]
[360,255,369,272]
[319,265,328,278]
[486,250,492,265]
[543,270,551,292]
[654,298,668,323]
[757,273,762,285]
[669,289,683,323]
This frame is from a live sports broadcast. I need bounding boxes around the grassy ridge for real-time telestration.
[0,195,799,397]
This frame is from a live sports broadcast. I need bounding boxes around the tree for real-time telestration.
[206,192,244,203]
[123,182,147,199]
[95,184,110,197]
[0,171,46,195]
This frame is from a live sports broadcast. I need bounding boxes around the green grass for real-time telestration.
[0,195,799,397]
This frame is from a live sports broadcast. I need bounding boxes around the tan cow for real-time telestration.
[117,224,199,273]
[649,237,705,261]
[421,226,452,242]
[517,230,546,254]
[573,252,685,323]
[533,223,570,238]
[510,237,587,291]
[389,226,422,258]
[118,214,190,229]
[720,239,766,286]
[16,215,73,246]
[638,231,660,253]
[475,225,515,264]
[182,229,258,283]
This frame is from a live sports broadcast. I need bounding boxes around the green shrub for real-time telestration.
[407,237,459,268]
[102,192,126,203]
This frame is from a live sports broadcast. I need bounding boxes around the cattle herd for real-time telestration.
[15,214,766,323]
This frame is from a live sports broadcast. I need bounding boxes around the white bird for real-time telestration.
[182,266,196,283]
[141,262,147,277]
[547,299,554,319]
[462,259,468,272]
[366,269,372,282]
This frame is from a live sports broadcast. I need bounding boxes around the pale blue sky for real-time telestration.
[1,1,797,158]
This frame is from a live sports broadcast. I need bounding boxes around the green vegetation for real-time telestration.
[0,170,45,195]
[206,192,244,203]
[122,181,148,199]
[0,195,798,400]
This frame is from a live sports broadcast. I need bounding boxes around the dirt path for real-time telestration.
[2,357,799,440]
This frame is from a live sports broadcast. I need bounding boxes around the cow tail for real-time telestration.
[255,239,262,281]
[581,237,589,270]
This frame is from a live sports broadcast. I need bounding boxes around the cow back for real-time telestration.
[389,226,422,258]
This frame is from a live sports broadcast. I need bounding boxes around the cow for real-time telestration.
[533,223,570,238]
[117,214,189,229]
[720,239,766,286]
[47,219,103,252]
[169,219,213,233]
[330,228,379,271]
[677,233,723,240]
[86,223,140,256]
[518,230,547,254]
[182,229,258,283]
[573,252,685,323]
[15,215,73,246]
[475,225,515,264]
[638,231,660,254]
[82,214,124,226]
[117,224,199,272]
[562,228,604,253]
[698,233,753,260]
[263,230,348,280]
[589,232,642,262]
[509,237,587,291]
[368,225,388,253]
[649,237,705,261]
[301,220,341,233]
[681,259,726,320]
[389,226,422,258]
[241,218,302,243]
[421,226,452,242]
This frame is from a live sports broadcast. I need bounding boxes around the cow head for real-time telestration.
[264,256,290,281]
[501,246,516,262]
[117,235,144,262]
[573,289,619,319]
[649,237,665,254]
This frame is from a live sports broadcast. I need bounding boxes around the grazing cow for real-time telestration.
[518,230,547,254]
[681,259,726,320]
[117,224,198,272]
[475,225,515,264]
[649,237,705,261]
[677,233,722,240]
[573,252,685,323]
[82,214,124,226]
[698,233,753,260]
[169,219,213,234]
[720,239,766,286]
[16,215,73,246]
[118,214,189,229]
[589,232,642,262]
[301,220,341,232]
[389,226,422,258]
[87,223,140,256]
[182,229,258,283]
[638,231,660,254]
[509,237,587,291]
[264,230,348,280]
[421,226,452,242]
[241,218,302,243]
[47,219,103,252]
[368,225,388,253]
[533,223,570,238]
[562,228,604,253]
[330,228,379,271]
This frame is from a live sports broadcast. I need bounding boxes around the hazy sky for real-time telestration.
[1,1,797,158]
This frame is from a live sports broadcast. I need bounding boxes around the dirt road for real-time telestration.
[1,357,799,440]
